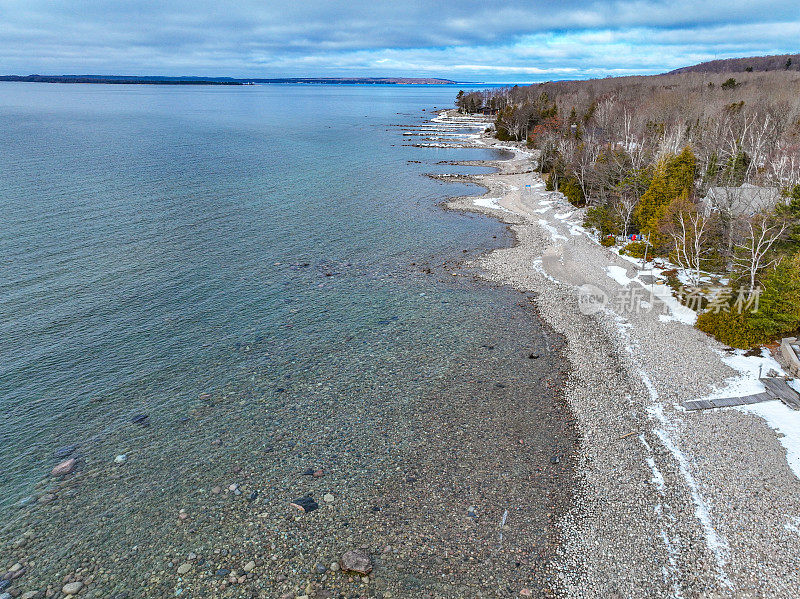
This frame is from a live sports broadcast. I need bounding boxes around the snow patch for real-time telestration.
[703,348,784,400]
[651,283,697,325]
[606,264,632,286]
[569,224,586,237]
[473,196,510,212]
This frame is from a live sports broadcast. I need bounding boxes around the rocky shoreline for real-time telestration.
[436,108,800,598]
[0,112,577,598]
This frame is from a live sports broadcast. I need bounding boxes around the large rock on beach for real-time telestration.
[62,581,83,595]
[339,550,372,574]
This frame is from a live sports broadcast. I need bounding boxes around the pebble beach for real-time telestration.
[437,109,800,598]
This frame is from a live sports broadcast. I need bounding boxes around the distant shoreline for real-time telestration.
[0,75,458,86]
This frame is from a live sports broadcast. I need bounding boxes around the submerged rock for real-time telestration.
[290,496,318,513]
[130,414,149,426]
[51,458,76,476]
[53,444,78,460]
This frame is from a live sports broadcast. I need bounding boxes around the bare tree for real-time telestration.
[662,199,714,286]
[733,214,789,296]
[615,195,638,237]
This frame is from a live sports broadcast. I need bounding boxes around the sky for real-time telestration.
[1,0,799,83]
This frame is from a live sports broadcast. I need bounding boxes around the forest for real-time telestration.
[456,69,800,348]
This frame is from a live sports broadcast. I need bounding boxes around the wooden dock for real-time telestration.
[683,378,800,411]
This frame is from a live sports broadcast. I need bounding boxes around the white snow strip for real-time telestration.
[651,284,697,325]
[569,224,586,237]
[609,263,728,590]
[646,456,666,491]
[531,257,559,284]
[538,219,567,241]
[648,399,731,588]
[640,436,682,597]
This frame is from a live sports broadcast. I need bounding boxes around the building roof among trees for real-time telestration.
[701,183,783,217]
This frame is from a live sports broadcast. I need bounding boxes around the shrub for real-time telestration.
[722,77,738,89]
[747,254,800,339]
[601,236,616,247]
[696,253,800,348]
[621,241,647,258]
[696,309,763,348]
[558,177,585,207]
[585,205,620,237]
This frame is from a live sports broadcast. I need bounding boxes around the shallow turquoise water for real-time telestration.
[0,83,507,508]
[0,83,576,598]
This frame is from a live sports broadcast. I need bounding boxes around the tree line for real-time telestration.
[456,71,800,348]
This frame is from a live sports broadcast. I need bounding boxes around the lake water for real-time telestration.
[0,83,573,597]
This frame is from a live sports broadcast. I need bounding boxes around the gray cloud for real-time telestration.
[0,0,798,81]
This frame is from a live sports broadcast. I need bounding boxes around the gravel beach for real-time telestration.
[437,109,800,598]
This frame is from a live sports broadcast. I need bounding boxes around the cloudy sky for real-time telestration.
[1,0,799,82]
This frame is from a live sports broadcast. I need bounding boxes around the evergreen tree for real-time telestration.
[747,252,800,339]
[722,150,750,186]
[634,147,696,245]
[776,185,800,251]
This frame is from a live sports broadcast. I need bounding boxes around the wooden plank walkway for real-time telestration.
[683,378,800,411]
[761,378,800,410]
[683,392,773,411]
